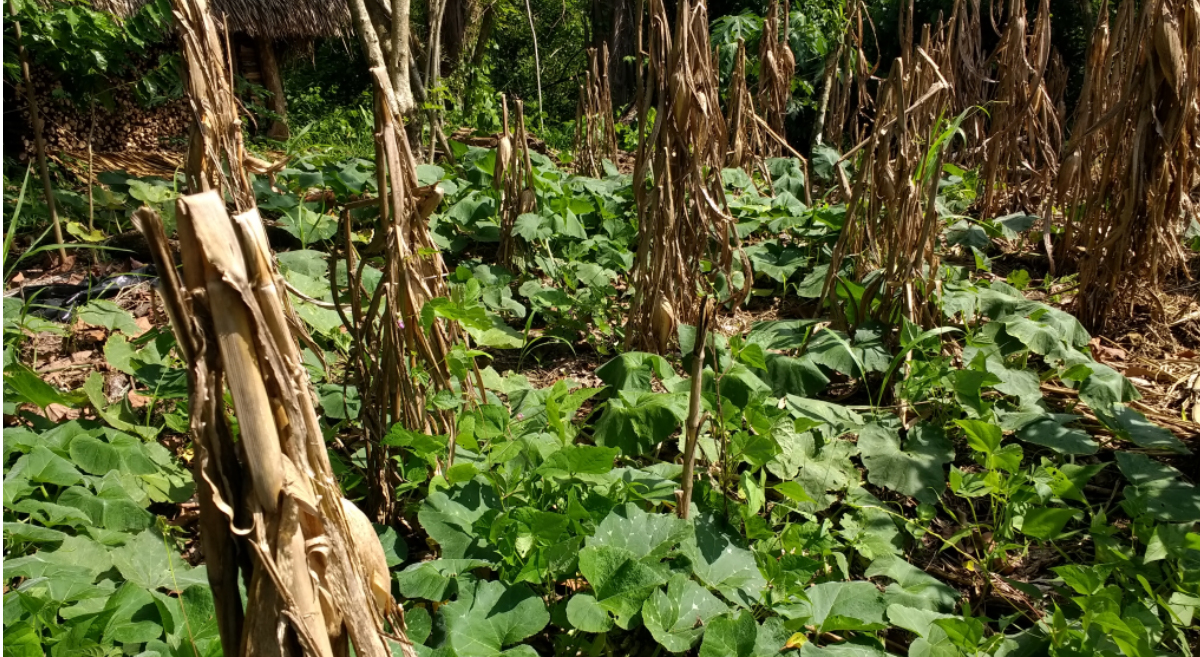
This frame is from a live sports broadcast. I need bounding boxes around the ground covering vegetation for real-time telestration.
[4,0,1200,655]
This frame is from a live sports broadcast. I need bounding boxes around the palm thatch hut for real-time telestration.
[96,0,353,139]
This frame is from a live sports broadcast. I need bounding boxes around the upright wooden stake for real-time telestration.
[9,3,66,264]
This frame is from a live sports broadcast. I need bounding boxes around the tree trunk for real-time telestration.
[257,37,290,140]
[606,0,639,110]
[390,0,416,114]
[348,0,405,116]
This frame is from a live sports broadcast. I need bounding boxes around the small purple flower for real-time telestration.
[397,318,406,330]
[517,413,525,420]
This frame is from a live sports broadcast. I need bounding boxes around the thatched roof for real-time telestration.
[94,0,351,39]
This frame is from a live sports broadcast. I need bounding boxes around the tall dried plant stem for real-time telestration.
[626,0,745,353]
[523,0,546,134]
[677,297,714,520]
[9,3,66,264]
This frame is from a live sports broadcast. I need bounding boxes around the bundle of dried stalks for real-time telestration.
[815,0,875,149]
[573,44,618,177]
[819,40,955,330]
[724,38,767,173]
[337,69,481,518]
[976,0,1064,222]
[499,98,537,269]
[756,0,795,156]
[1064,0,1199,329]
[138,2,412,656]
[626,0,745,352]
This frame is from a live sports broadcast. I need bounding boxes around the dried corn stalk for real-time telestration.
[820,43,954,330]
[724,38,767,172]
[574,44,618,177]
[1065,0,1199,329]
[144,2,412,655]
[626,0,745,352]
[976,0,1064,221]
[757,0,795,155]
[817,0,876,148]
[499,98,537,269]
[336,68,481,518]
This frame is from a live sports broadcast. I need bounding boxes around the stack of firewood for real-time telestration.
[13,63,191,159]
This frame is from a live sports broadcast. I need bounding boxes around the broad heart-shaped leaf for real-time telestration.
[1095,403,1189,454]
[768,427,860,512]
[587,503,692,561]
[1017,507,1077,540]
[858,422,953,504]
[1115,453,1200,523]
[110,529,199,592]
[698,610,758,657]
[595,352,681,391]
[396,559,489,601]
[592,390,688,457]
[57,485,153,533]
[794,581,888,633]
[866,555,957,612]
[68,434,121,474]
[418,479,501,560]
[643,574,730,652]
[747,241,809,283]
[438,579,548,657]
[887,604,955,638]
[12,445,84,487]
[800,643,892,657]
[578,545,669,629]
[566,593,616,632]
[78,299,142,335]
[5,534,111,583]
[1014,416,1098,455]
[746,319,823,350]
[279,204,338,245]
[682,513,767,608]
[762,354,830,398]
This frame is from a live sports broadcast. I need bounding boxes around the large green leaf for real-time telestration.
[396,559,489,601]
[578,544,669,629]
[566,593,615,632]
[682,513,767,608]
[762,354,830,398]
[791,581,888,633]
[595,352,681,391]
[418,480,501,560]
[858,422,953,504]
[698,610,758,657]
[1095,404,1188,454]
[437,579,548,657]
[592,390,688,457]
[14,444,85,487]
[1115,453,1200,523]
[587,503,691,561]
[643,575,730,652]
[866,555,957,611]
[110,529,202,591]
[1013,416,1098,455]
